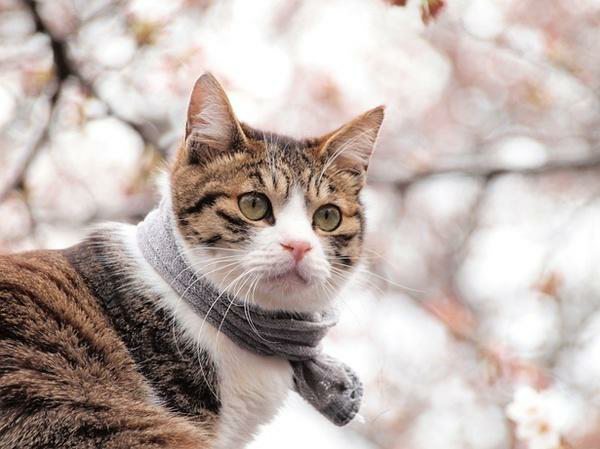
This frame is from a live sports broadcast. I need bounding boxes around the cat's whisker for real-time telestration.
[183,245,247,254]
[317,278,364,325]
[316,281,336,303]
[246,275,267,339]
[331,261,424,295]
[194,337,219,400]
[243,275,259,328]
[196,263,242,339]
[191,262,245,397]
[355,267,425,294]
[214,296,239,354]
[172,258,242,286]
[171,256,245,290]
[244,274,277,344]
[170,257,238,325]
[320,278,362,324]
[213,268,260,353]
[179,248,246,263]
[328,254,379,261]
[329,263,386,295]
[242,276,258,336]
[362,247,412,273]
[171,258,243,382]
[169,256,242,302]
[169,255,244,291]
[177,260,242,306]
[329,247,423,292]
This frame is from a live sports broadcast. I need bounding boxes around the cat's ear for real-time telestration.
[318,106,384,174]
[185,73,246,161]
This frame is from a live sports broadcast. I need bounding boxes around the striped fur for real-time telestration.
[0,246,216,448]
[171,74,383,315]
[0,73,383,448]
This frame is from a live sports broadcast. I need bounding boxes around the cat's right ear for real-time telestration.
[185,73,246,163]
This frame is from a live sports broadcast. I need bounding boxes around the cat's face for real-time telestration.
[171,74,383,313]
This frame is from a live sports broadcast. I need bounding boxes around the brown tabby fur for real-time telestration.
[0,248,216,448]
[0,73,383,448]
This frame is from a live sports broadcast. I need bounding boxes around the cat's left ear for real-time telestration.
[318,106,385,174]
[185,73,247,161]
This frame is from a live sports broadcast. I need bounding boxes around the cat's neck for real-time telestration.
[117,221,294,448]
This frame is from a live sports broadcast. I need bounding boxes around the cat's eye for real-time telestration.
[238,192,271,221]
[313,205,341,232]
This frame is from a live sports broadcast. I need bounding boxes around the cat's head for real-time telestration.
[170,74,383,313]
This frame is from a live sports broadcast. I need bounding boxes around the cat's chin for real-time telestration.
[249,279,337,314]
[264,269,309,287]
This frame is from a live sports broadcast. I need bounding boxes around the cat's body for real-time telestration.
[0,74,383,448]
[0,237,218,449]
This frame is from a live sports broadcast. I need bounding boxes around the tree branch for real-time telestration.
[383,153,600,189]
[23,0,166,153]
[1,1,169,205]
[0,82,61,204]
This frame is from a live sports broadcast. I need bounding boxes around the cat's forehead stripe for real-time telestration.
[172,119,366,268]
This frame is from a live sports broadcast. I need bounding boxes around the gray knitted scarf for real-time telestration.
[136,200,362,426]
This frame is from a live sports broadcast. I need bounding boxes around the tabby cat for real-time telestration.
[0,73,384,449]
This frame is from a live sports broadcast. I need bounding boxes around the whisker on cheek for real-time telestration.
[170,147,369,313]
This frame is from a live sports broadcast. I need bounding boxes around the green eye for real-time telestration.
[313,205,341,232]
[238,192,271,221]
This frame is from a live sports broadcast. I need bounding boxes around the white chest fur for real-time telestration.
[120,225,293,449]
[174,303,292,449]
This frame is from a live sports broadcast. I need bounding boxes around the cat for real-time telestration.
[0,73,384,449]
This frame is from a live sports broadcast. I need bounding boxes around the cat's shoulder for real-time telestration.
[0,247,83,302]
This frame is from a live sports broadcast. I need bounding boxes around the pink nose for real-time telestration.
[281,240,312,263]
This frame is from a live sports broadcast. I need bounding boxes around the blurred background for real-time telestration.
[2,0,600,448]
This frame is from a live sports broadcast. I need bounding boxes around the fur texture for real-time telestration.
[0,73,384,448]
[0,248,216,448]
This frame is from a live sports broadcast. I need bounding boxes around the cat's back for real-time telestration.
[0,248,102,332]
[0,248,108,361]
[0,248,159,447]
[0,248,129,372]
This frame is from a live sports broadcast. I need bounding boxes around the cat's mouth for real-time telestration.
[265,268,309,286]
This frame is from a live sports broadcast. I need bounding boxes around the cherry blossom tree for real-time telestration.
[2,1,600,448]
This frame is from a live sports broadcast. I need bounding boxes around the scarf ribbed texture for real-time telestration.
[136,200,362,426]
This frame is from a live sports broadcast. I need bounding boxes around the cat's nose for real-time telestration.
[281,240,312,263]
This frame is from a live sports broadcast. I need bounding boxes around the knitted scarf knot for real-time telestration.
[136,200,362,426]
